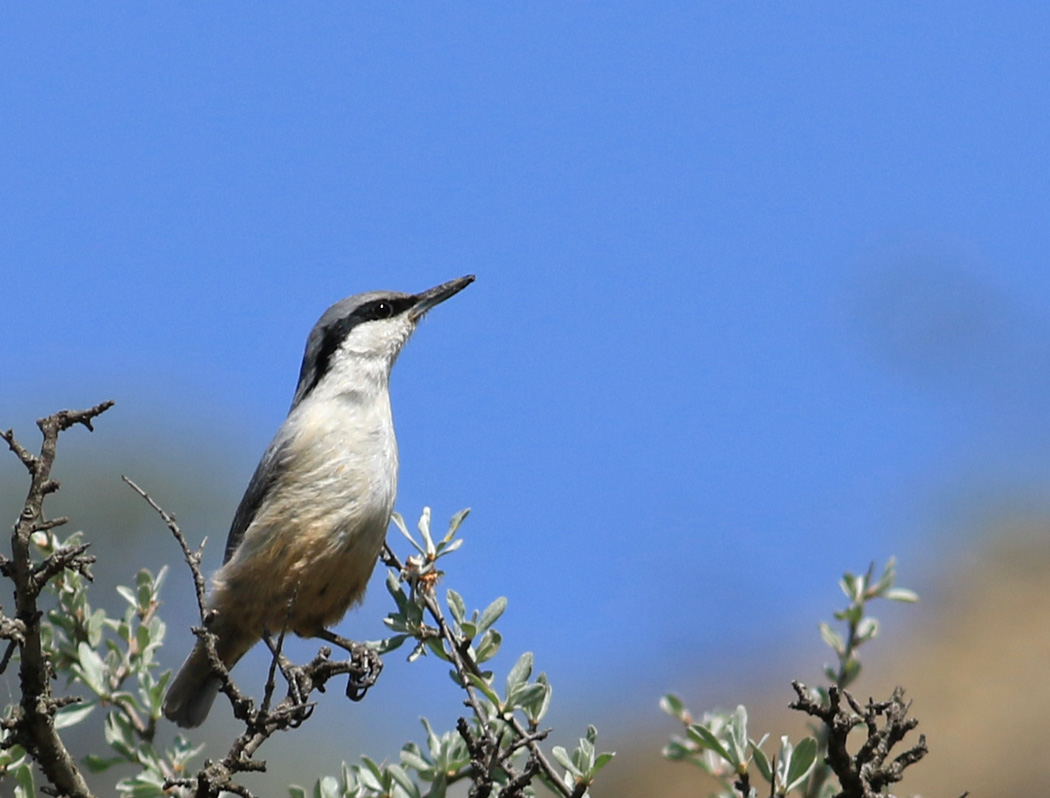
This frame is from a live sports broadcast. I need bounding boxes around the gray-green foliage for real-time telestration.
[662,559,919,798]
[1,529,201,797]
[1,508,611,798]
[289,508,614,798]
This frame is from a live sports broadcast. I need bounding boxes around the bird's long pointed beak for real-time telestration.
[409,275,475,320]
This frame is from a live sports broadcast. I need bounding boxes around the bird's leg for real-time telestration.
[314,628,357,651]
[262,629,310,714]
[314,629,384,701]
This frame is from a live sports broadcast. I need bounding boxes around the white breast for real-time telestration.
[285,390,400,538]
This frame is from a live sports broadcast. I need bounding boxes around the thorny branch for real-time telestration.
[790,681,928,798]
[381,543,574,798]
[126,480,383,798]
[1,401,115,798]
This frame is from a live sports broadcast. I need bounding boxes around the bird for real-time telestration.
[163,275,475,728]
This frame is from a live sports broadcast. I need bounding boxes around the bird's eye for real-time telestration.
[374,301,394,319]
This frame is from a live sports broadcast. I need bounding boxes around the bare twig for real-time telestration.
[122,476,208,617]
[1,401,115,798]
[0,638,18,675]
[499,754,542,798]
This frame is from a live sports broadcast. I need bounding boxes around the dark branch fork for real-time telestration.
[1,401,115,798]
[790,681,929,798]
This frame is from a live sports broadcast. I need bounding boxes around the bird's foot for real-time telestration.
[314,629,384,701]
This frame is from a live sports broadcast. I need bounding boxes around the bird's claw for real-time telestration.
[346,643,383,701]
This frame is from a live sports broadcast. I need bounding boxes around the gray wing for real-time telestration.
[222,436,291,564]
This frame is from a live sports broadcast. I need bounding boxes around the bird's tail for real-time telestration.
[163,642,223,728]
[163,617,256,728]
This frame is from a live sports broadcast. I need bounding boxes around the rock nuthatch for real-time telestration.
[163,275,474,727]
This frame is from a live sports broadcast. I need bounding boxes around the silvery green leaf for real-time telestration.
[116,585,137,608]
[104,715,136,759]
[13,762,34,798]
[475,628,502,663]
[506,651,533,693]
[400,748,432,772]
[391,512,425,554]
[885,587,918,603]
[445,508,471,541]
[288,788,308,798]
[137,572,153,609]
[437,537,464,556]
[372,634,409,653]
[867,559,895,596]
[839,572,863,602]
[526,673,552,722]
[466,672,502,708]
[687,724,734,767]
[508,682,547,709]
[750,739,772,782]
[358,758,385,790]
[340,761,359,789]
[88,608,107,646]
[446,589,466,624]
[818,623,844,655]
[75,642,106,695]
[421,716,441,753]
[314,777,339,798]
[115,772,167,797]
[577,736,593,768]
[834,604,862,624]
[659,693,688,722]
[54,701,95,729]
[386,764,419,798]
[662,740,688,760]
[386,571,408,610]
[730,706,748,760]
[137,622,151,651]
[784,737,818,792]
[551,746,582,778]
[408,640,428,662]
[776,734,794,777]
[170,734,204,763]
[855,616,879,642]
[477,596,507,633]
[589,751,615,777]
[418,507,435,556]
[84,753,122,773]
[384,615,408,632]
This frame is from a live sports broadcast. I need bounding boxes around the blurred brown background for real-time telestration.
[605,525,1050,797]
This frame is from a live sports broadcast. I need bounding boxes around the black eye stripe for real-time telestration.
[358,297,412,322]
[307,317,353,397]
[295,295,417,401]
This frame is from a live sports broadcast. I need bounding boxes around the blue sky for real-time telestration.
[4,1,1050,767]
